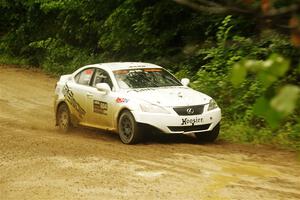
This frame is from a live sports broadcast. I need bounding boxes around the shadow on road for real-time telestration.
[57,126,226,146]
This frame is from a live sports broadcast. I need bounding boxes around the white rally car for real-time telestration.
[54,62,221,144]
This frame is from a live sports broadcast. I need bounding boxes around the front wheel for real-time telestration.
[195,123,220,143]
[118,110,142,144]
[57,103,72,132]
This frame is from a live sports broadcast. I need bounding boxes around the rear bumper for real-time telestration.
[132,108,221,134]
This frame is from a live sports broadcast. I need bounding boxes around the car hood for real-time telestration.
[126,87,210,107]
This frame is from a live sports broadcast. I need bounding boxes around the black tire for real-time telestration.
[57,103,72,133]
[195,123,220,143]
[118,110,142,144]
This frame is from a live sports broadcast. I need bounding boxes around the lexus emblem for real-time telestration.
[186,108,195,114]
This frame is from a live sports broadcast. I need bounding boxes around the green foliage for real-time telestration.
[271,85,300,116]
[29,37,102,74]
[221,121,273,144]
[253,97,283,128]
[231,54,290,88]
[232,54,299,128]
[186,15,300,149]
[0,54,29,66]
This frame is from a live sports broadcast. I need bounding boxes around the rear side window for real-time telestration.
[75,68,94,85]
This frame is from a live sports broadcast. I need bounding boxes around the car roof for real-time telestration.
[84,62,162,71]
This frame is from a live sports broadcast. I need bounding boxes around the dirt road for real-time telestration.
[0,65,299,200]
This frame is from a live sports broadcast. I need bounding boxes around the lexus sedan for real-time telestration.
[54,62,221,144]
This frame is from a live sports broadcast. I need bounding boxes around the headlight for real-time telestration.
[140,102,170,114]
[208,99,218,111]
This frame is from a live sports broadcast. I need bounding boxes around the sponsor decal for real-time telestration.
[93,100,108,115]
[181,117,203,126]
[114,68,161,75]
[114,70,129,74]
[62,84,86,118]
[144,68,162,72]
[116,97,129,103]
[132,88,155,92]
[128,65,146,68]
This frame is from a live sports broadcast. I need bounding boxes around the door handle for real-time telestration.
[86,93,93,98]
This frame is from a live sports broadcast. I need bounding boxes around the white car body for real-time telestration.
[54,62,221,143]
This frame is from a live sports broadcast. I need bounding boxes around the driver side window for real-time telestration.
[91,69,113,89]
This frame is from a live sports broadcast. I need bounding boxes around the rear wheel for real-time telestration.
[57,103,72,132]
[118,110,142,144]
[195,123,220,142]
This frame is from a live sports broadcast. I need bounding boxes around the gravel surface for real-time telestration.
[0,65,300,200]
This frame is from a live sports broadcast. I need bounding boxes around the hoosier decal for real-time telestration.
[93,100,108,115]
[181,117,203,126]
[62,84,86,118]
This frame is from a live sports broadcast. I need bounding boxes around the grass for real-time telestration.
[0,54,30,66]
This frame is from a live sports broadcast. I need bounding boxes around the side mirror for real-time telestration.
[181,78,190,86]
[96,83,111,94]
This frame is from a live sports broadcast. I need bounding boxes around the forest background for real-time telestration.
[1,0,299,150]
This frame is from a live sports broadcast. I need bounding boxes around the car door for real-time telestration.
[85,68,115,130]
[65,67,95,124]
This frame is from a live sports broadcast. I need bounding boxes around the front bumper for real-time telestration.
[132,108,221,134]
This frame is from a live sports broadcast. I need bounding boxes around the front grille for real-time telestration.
[173,105,204,116]
[168,124,211,132]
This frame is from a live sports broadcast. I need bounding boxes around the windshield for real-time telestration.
[113,68,182,89]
